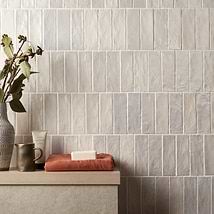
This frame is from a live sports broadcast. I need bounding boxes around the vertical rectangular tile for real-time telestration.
[72,94,85,134]
[44,10,57,50]
[16,94,29,134]
[198,177,212,214]
[149,135,162,176]
[154,9,168,50]
[163,136,175,176]
[93,136,106,153]
[31,94,43,130]
[147,0,159,7]
[78,136,92,151]
[79,52,92,92]
[112,10,125,50]
[204,135,214,175]
[162,51,175,91]
[134,52,148,91]
[182,9,195,50]
[93,52,106,92]
[44,94,57,134]
[156,93,169,134]
[184,177,197,214]
[140,9,153,50]
[64,136,78,153]
[52,136,64,154]
[196,9,209,49]
[204,0,214,7]
[134,0,146,7]
[58,94,71,134]
[2,10,15,38]
[120,0,133,7]
[184,94,197,133]
[160,0,173,7]
[64,0,78,7]
[106,136,120,166]
[107,52,120,92]
[36,0,49,7]
[142,177,155,214]
[127,9,140,50]
[30,10,42,46]
[86,94,99,134]
[84,10,98,50]
[189,0,202,7]
[78,0,91,7]
[156,177,169,214]
[149,52,161,92]
[170,93,183,133]
[113,94,127,134]
[100,94,113,134]
[170,177,183,214]
[16,10,28,36]
[190,135,204,175]
[196,94,211,133]
[213,178,214,214]
[72,10,83,50]
[58,10,70,50]
[65,52,78,92]
[177,135,190,175]
[121,51,134,91]
[128,178,141,214]
[98,10,111,50]
[141,93,155,133]
[135,135,148,176]
[8,0,21,8]
[210,9,214,49]
[176,51,189,91]
[119,178,127,214]
[37,52,50,92]
[128,93,141,133]
[120,135,134,176]
[212,94,214,132]
[92,0,105,7]
[174,0,187,7]
[22,0,34,7]
[50,0,62,7]
[190,51,203,91]
[169,9,181,49]
[51,52,64,92]
[0,0,7,8]
[204,52,214,91]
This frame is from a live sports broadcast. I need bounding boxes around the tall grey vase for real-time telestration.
[0,103,15,171]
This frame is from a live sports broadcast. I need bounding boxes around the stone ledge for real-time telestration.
[0,170,120,185]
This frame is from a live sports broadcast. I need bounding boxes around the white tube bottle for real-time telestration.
[32,131,47,170]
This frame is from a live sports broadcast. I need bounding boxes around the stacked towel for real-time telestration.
[45,153,114,172]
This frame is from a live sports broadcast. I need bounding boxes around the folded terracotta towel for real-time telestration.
[45,153,114,172]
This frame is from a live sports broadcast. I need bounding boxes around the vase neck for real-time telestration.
[0,103,8,120]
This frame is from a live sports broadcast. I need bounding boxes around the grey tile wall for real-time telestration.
[3,0,214,213]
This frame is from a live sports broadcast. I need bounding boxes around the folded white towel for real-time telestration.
[71,150,97,160]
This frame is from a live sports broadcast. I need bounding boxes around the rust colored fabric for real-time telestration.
[45,153,114,172]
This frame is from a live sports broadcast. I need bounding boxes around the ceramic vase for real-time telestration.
[0,103,15,171]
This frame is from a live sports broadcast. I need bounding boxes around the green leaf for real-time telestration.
[3,46,13,59]
[0,89,4,102]
[12,90,22,100]
[9,99,26,113]
[1,35,14,59]
[10,74,26,94]
[20,61,31,79]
